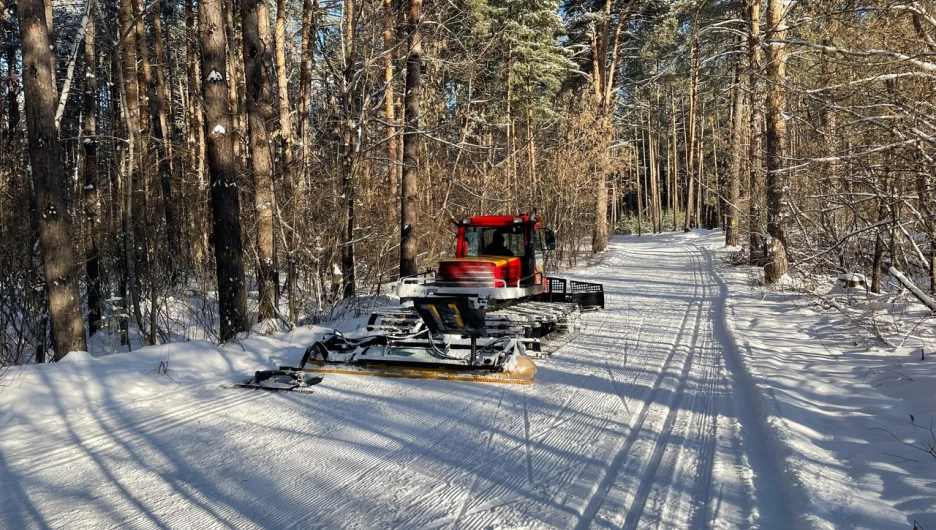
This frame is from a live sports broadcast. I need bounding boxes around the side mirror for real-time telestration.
[544,230,556,251]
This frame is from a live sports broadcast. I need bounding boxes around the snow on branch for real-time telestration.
[777,39,936,73]
[777,139,917,173]
[805,72,936,93]
[888,267,936,313]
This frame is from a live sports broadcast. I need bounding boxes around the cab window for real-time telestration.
[464,226,526,257]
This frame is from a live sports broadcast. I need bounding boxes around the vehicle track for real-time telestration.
[571,245,705,530]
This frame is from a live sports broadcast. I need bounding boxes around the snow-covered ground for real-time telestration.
[1,231,933,529]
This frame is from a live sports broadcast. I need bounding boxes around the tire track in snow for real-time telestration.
[451,387,507,530]
[700,246,813,530]
[457,306,647,515]
[614,249,707,530]
[417,306,658,529]
[571,245,704,530]
[522,390,534,485]
[637,278,719,529]
[686,319,723,530]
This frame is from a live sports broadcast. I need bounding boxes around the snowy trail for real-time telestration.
[1,234,809,529]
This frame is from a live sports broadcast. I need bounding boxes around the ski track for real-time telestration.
[1,234,804,530]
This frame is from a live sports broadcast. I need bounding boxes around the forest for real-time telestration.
[0,0,933,362]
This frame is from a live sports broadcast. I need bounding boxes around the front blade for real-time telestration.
[301,356,536,385]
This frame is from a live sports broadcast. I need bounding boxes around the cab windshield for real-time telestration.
[463,226,526,257]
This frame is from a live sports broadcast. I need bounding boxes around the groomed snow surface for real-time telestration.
[2,231,934,529]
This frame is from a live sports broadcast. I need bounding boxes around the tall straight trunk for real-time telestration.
[185,0,208,269]
[18,0,88,359]
[871,199,887,293]
[200,0,249,340]
[341,122,357,298]
[6,21,19,139]
[242,0,277,321]
[712,114,722,227]
[151,0,179,266]
[82,17,103,336]
[383,0,398,194]
[726,31,746,246]
[670,96,679,229]
[185,0,203,187]
[341,0,357,298]
[763,0,790,283]
[0,2,6,141]
[399,0,422,277]
[592,169,608,251]
[647,109,659,233]
[132,0,154,299]
[133,0,155,344]
[592,104,609,252]
[696,101,705,228]
[526,103,537,196]
[684,42,698,231]
[299,0,317,177]
[635,129,643,236]
[275,0,301,319]
[119,0,145,339]
[274,0,295,178]
[224,0,243,162]
[748,0,765,262]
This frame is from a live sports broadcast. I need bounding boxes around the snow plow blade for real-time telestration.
[234,370,324,393]
[301,356,536,385]
[300,332,536,385]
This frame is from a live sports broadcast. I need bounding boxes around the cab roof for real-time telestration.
[453,215,536,227]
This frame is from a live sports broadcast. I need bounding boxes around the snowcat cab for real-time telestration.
[398,215,557,305]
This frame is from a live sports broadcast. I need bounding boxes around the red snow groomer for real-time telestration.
[300,215,604,385]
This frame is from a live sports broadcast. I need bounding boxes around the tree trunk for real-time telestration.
[152,0,179,270]
[225,0,244,164]
[399,0,422,278]
[200,0,249,340]
[670,96,679,229]
[383,0,398,195]
[299,0,317,175]
[242,0,277,321]
[871,200,887,294]
[131,0,155,308]
[339,0,358,298]
[18,0,88,359]
[684,42,698,231]
[6,11,19,140]
[647,108,658,233]
[118,0,146,342]
[274,0,295,179]
[592,169,608,251]
[748,0,765,263]
[82,16,103,337]
[185,0,203,188]
[763,0,790,283]
[275,0,301,320]
[726,31,746,247]
[635,128,643,236]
